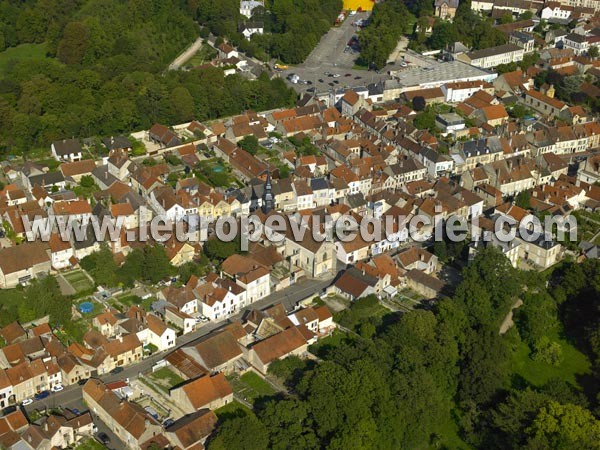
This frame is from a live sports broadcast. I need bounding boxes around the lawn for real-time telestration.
[115,294,154,311]
[63,270,94,293]
[149,367,185,392]
[512,333,591,387]
[76,300,104,318]
[186,43,218,68]
[74,438,105,450]
[228,372,276,404]
[214,400,253,419]
[0,43,48,74]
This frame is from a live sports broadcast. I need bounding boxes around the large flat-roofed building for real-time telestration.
[457,44,524,69]
[386,60,497,98]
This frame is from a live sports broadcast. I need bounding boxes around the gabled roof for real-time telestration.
[178,373,232,409]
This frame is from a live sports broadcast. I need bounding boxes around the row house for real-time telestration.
[522,89,568,117]
[190,275,247,321]
[221,254,271,304]
[441,80,494,103]
[483,157,537,196]
[4,358,61,403]
[83,379,162,450]
[457,44,524,69]
[136,314,176,352]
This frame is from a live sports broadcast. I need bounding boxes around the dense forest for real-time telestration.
[0,0,295,154]
[192,0,343,64]
[208,249,600,450]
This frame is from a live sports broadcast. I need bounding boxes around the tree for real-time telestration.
[25,277,71,325]
[588,45,599,59]
[81,244,119,287]
[238,135,259,155]
[432,240,448,262]
[204,237,241,261]
[208,415,269,450]
[532,336,562,366]
[500,13,513,24]
[412,96,426,112]
[142,245,173,284]
[515,190,531,209]
[57,22,90,65]
[80,175,95,188]
[413,110,436,131]
[170,86,195,122]
[526,402,600,449]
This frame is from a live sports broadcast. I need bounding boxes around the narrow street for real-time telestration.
[23,276,333,416]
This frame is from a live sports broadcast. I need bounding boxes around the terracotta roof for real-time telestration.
[251,326,308,365]
[0,242,50,275]
[0,322,26,344]
[167,409,218,448]
[59,159,97,177]
[179,373,232,409]
[481,104,508,121]
[53,200,92,216]
[193,331,242,369]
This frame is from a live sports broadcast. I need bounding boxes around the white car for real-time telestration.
[21,399,33,406]
[332,73,341,78]
[51,384,64,392]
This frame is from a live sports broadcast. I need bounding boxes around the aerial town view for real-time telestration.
[0,0,599,449]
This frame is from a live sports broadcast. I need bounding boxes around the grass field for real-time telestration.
[115,294,154,311]
[186,43,218,68]
[512,333,591,387]
[149,367,185,392]
[215,400,253,419]
[63,270,94,293]
[0,43,48,74]
[228,372,276,404]
[74,438,105,450]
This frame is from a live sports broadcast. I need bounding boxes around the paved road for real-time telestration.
[280,13,390,95]
[169,37,203,70]
[23,276,333,415]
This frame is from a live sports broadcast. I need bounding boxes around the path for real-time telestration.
[499,298,523,335]
[168,37,203,71]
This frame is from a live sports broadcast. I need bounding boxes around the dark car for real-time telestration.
[318,78,324,83]
[78,378,90,386]
[110,366,124,374]
[345,73,352,77]
[97,432,110,445]
[34,391,50,401]
[163,418,175,428]
[2,406,17,416]
[354,76,362,80]
[71,408,81,415]
[333,80,339,84]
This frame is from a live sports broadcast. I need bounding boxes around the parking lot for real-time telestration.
[280,12,391,95]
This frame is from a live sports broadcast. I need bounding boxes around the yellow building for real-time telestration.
[343,0,374,11]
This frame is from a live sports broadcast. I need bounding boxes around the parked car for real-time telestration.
[34,391,50,401]
[163,418,175,428]
[110,366,124,374]
[21,399,33,406]
[51,384,64,392]
[332,73,340,78]
[318,78,324,83]
[354,76,362,80]
[2,406,17,415]
[78,378,89,386]
[97,432,110,445]
[70,408,81,415]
